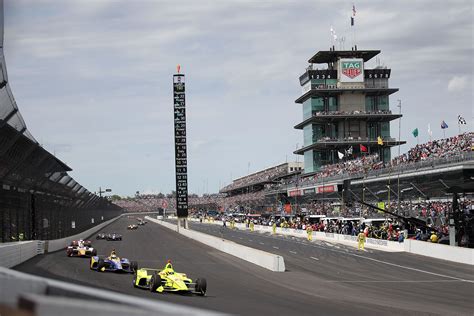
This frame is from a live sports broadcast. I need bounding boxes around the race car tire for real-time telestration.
[66,249,72,257]
[92,249,97,256]
[97,258,105,272]
[149,273,161,292]
[132,272,138,288]
[195,278,207,296]
[130,261,138,272]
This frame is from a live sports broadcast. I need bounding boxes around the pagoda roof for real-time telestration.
[308,50,381,64]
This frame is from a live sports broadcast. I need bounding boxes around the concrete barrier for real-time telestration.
[0,213,138,268]
[146,217,285,272]
[47,215,123,252]
[186,218,474,264]
[0,241,41,268]
[0,267,225,316]
[404,239,474,265]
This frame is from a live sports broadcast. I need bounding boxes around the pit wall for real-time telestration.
[177,217,474,265]
[147,217,285,272]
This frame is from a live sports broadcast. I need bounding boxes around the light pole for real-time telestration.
[397,99,402,215]
[98,187,112,198]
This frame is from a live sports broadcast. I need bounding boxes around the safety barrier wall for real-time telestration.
[146,217,285,272]
[403,239,474,265]
[0,212,156,268]
[0,241,41,268]
[186,218,404,252]
[46,215,122,252]
[0,267,223,316]
[185,218,474,265]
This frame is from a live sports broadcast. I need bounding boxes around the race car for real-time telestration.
[66,239,97,257]
[127,224,138,230]
[90,250,137,273]
[133,260,207,296]
[96,232,107,240]
[106,233,122,241]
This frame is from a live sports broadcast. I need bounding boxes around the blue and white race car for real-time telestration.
[90,250,137,273]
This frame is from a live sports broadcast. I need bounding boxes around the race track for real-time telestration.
[15,217,474,315]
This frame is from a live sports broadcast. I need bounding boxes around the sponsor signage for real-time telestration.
[173,72,188,218]
[303,188,316,195]
[317,184,337,193]
[288,189,302,197]
[339,58,364,83]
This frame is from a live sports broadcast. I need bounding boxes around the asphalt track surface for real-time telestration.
[14,217,473,315]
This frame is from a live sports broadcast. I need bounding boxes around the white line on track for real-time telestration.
[289,251,297,254]
[273,246,279,249]
[310,256,319,261]
[323,279,468,283]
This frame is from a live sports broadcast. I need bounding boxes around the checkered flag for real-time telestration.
[458,115,467,125]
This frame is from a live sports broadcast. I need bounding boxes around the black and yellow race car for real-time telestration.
[133,261,206,296]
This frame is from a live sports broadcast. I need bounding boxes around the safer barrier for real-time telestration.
[404,239,474,265]
[46,214,122,252]
[0,241,41,268]
[146,217,285,272]
[187,218,474,265]
[0,213,151,268]
[0,267,224,316]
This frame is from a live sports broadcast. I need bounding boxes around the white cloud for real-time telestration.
[447,76,468,92]
[3,0,473,196]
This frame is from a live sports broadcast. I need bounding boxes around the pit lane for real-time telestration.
[14,217,474,315]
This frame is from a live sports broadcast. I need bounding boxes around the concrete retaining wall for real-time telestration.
[146,217,285,272]
[0,212,143,268]
[0,241,41,268]
[404,239,474,265]
[47,215,122,252]
[186,218,473,265]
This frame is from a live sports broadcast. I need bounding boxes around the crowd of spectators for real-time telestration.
[220,198,472,245]
[391,132,472,165]
[220,164,289,192]
[312,110,392,117]
[285,132,473,189]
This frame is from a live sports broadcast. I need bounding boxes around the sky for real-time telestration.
[3,0,473,197]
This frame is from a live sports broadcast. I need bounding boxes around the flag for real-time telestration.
[441,120,448,129]
[338,151,344,159]
[345,146,353,156]
[360,144,367,152]
[458,115,466,125]
[412,128,419,137]
[428,124,432,137]
[377,136,383,145]
[351,4,356,26]
[330,26,337,41]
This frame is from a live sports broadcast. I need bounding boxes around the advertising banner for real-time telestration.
[317,184,337,194]
[339,58,364,83]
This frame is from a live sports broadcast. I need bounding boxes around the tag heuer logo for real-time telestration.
[342,61,362,79]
